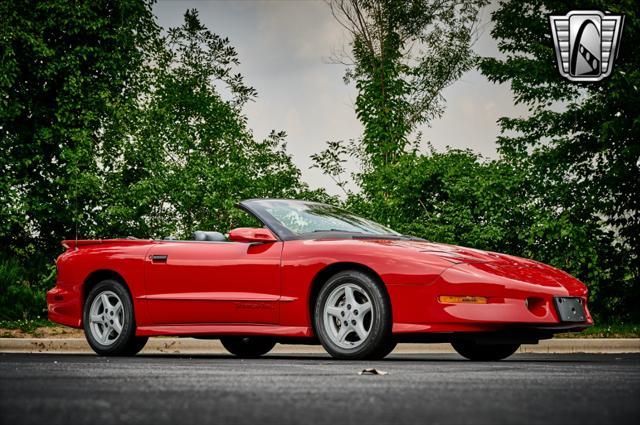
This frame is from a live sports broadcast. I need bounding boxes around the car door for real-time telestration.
[144,240,282,325]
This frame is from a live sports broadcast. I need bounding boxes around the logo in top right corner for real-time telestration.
[549,10,624,82]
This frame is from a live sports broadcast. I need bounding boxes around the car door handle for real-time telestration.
[150,255,168,263]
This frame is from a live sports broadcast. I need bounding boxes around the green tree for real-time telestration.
[327,0,487,166]
[316,0,489,207]
[480,0,639,321]
[98,10,318,239]
[0,0,158,262]
[0,5,324,319]
[317,0,636,321]
[316,0,491,219]
[0,0,159,318]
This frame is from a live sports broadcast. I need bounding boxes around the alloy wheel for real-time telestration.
[89,290,124,346]
[322,283,373,349]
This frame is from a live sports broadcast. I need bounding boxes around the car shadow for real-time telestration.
[131,352,621,364]
[3,352,633,364]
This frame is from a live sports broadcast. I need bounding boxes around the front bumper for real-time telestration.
[387,262,593,335]
[394,323,592,344]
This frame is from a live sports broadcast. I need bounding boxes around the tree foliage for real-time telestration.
[0,0,158,264]
[317,0,638,322]
[480,0,639,321]
[0,4,320,319]
[328,0,488,166]
[99,10,317,239]
[2,0,637,323]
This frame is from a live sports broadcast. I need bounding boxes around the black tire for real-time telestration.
[451,340,520,361]
[365,339,397,360]
[83,279,147,356]
[121,336,149,356]
[313,270,392,360]
[220,337,276,358]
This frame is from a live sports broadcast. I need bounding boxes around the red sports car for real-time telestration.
[47,199,592,360]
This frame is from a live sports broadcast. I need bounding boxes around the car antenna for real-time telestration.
[74,164,79,251]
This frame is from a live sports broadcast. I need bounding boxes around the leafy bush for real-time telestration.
[0,257,48,320]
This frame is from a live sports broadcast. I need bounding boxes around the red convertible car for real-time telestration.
[47,199,592,360]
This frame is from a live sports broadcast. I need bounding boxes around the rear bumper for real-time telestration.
[46,286,82,328]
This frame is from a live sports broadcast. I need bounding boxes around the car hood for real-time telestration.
[355,238,586,293]
[356,238,529,265]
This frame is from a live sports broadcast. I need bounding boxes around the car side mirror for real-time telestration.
[228,227,278,243]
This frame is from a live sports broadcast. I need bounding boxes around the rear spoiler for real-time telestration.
[61,238,152,250]
[61,239,106,250]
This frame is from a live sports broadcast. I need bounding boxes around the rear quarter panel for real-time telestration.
[50,241,155,327]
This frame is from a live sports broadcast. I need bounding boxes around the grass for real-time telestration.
[0,318,55,334]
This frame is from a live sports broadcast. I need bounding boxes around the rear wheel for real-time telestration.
[452,340,520,361]
[83,279,147,356]
[122,336,149,356]
[220,337,276,358]
[314,270,392,360]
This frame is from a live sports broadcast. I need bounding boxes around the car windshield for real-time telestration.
[250,200,400,236]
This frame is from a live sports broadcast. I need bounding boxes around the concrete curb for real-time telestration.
[1,338,638,355]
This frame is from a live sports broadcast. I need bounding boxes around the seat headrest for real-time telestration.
[193,231,226,242]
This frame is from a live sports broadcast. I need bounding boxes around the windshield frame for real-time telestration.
[237,199,402,241]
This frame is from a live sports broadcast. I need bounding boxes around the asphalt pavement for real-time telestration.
[1,352,639,425]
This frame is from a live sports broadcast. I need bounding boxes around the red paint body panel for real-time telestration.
[136,324,312,338]
[47,236,592,340]
[144,241,282,325]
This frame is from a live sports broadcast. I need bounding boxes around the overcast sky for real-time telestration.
[153,0,529,195]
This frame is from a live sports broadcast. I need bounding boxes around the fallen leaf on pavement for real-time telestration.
[358,368,388,375]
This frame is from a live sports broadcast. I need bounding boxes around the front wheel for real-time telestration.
[314,270,392,360]
[83,279,147,356]
[220,337,276,358]
[452,340,520,361]
[365,339,397,360]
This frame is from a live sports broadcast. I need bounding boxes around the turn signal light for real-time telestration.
[438,296,488,304]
